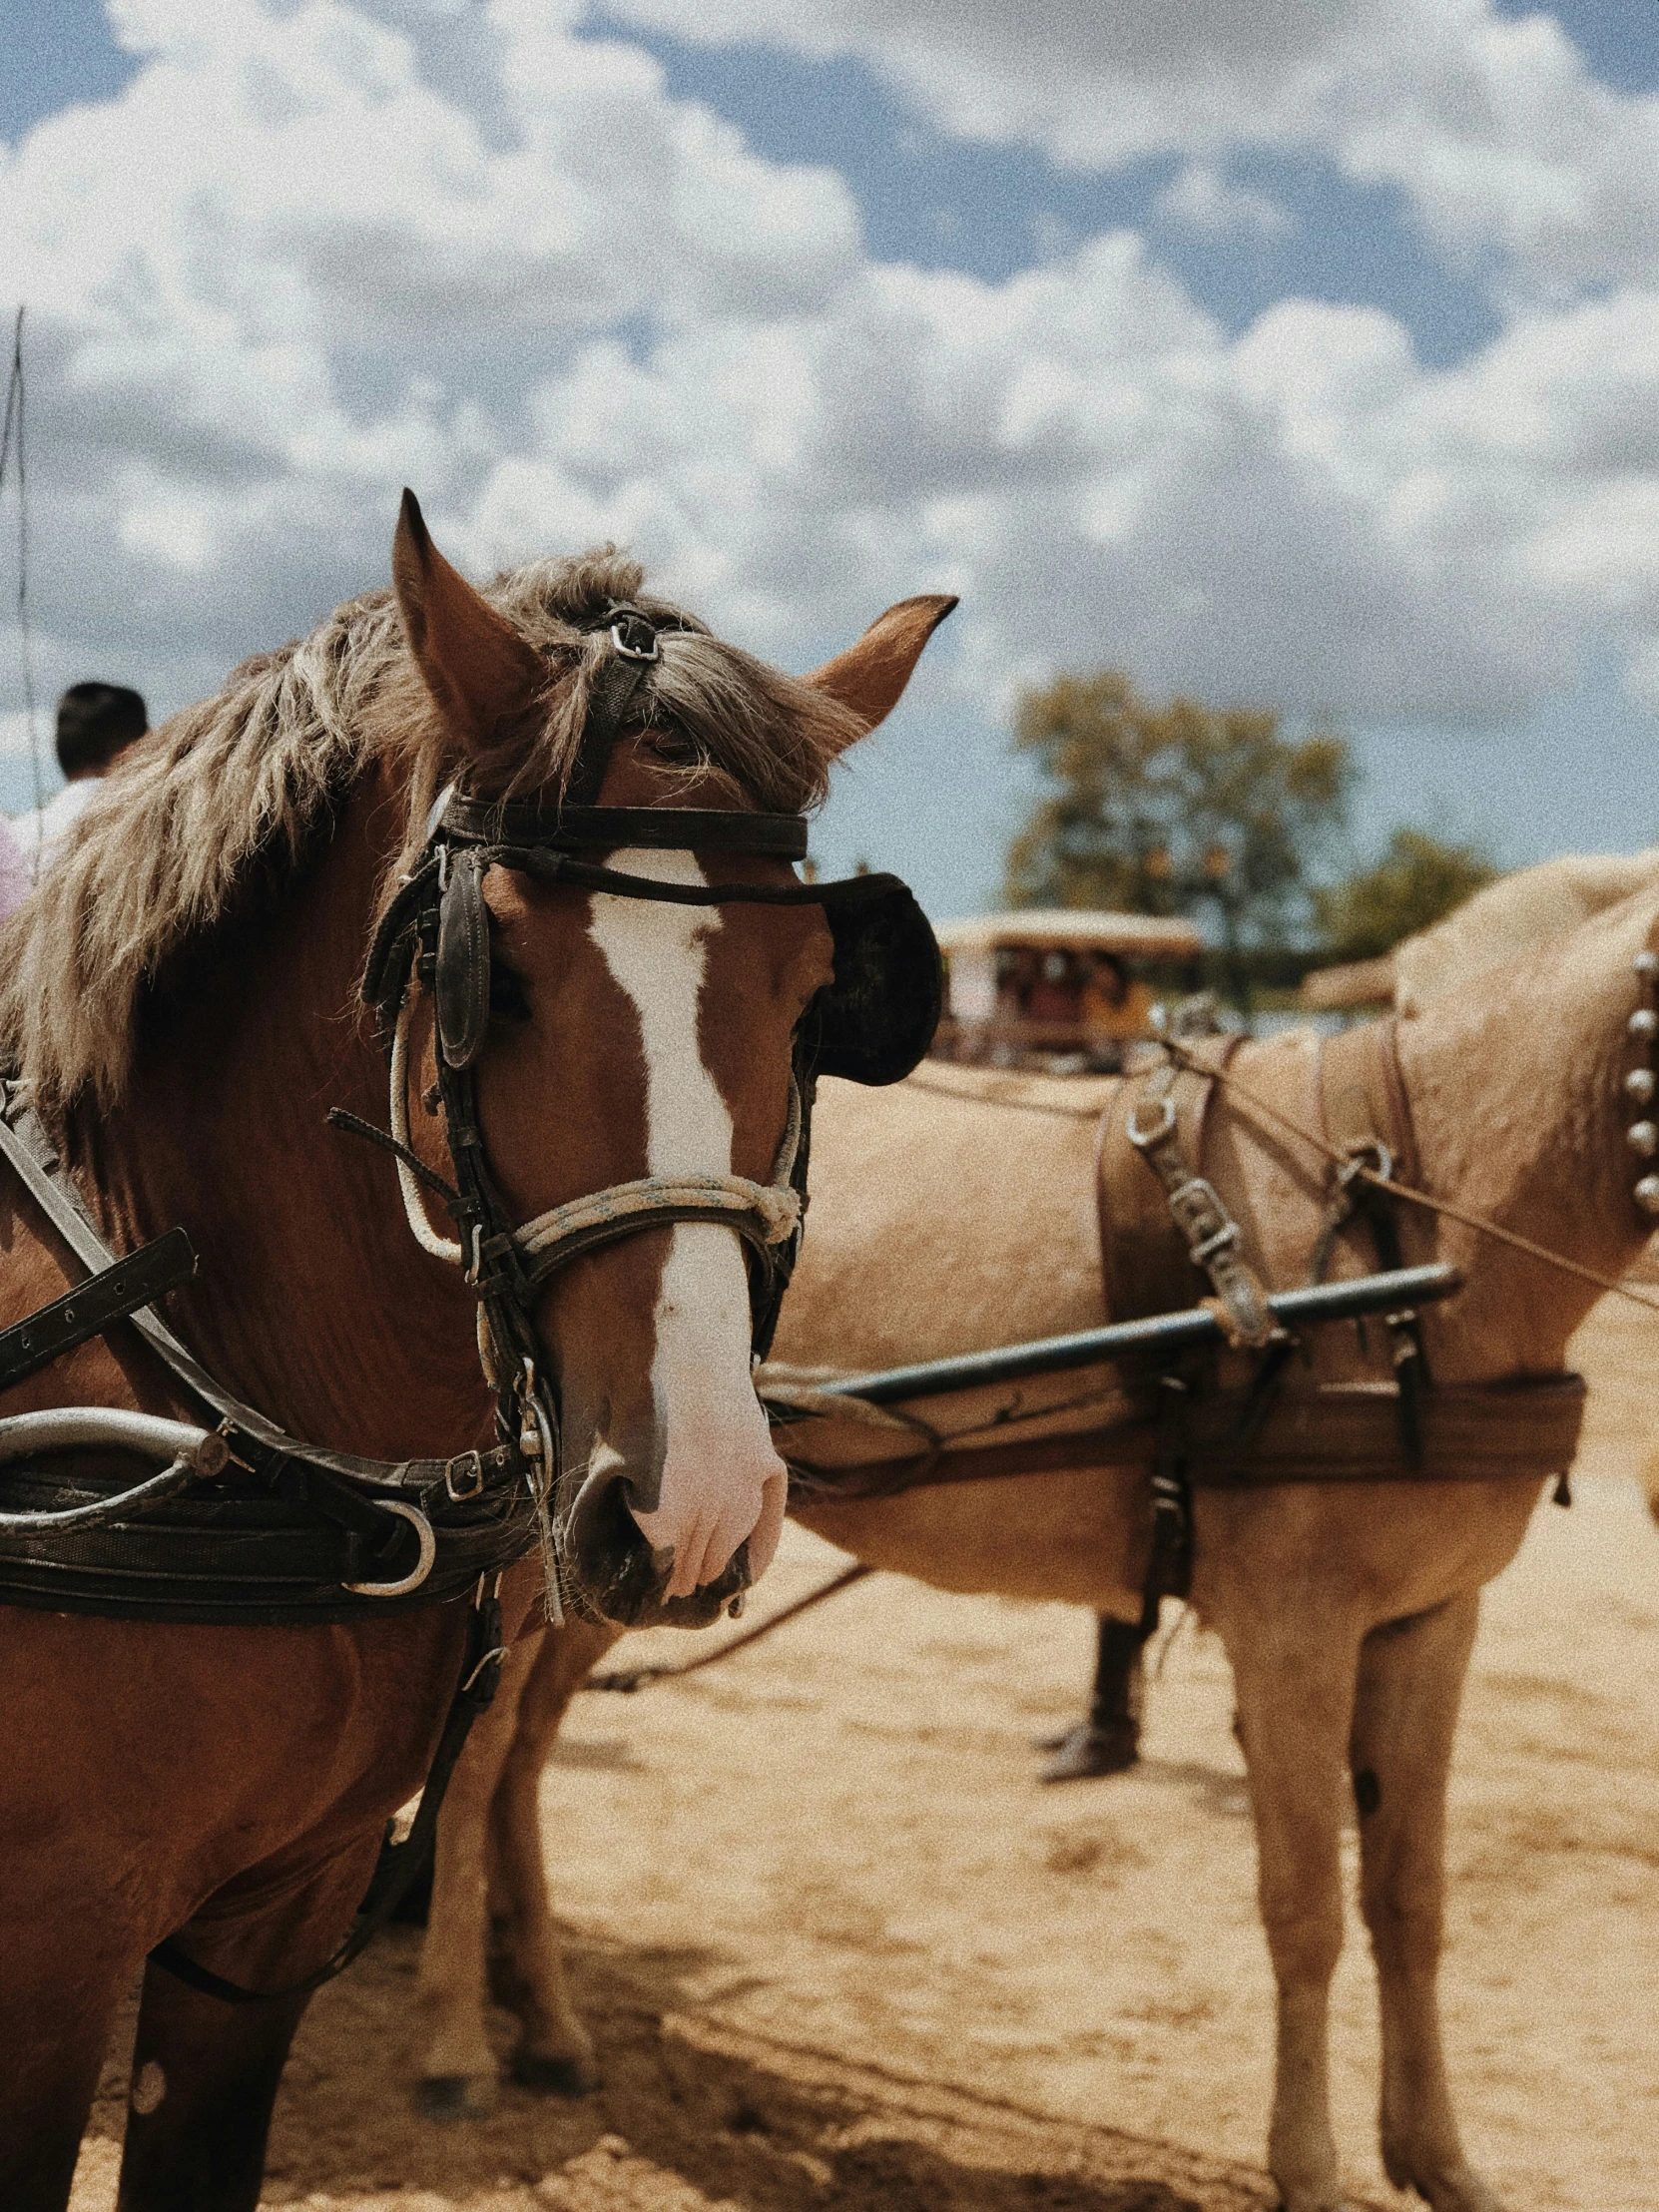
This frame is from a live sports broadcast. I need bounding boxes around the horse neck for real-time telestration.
[72,778,490,1458]
[1399,905,1655,1381]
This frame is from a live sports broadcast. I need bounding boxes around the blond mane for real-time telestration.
[0,549,861,1111]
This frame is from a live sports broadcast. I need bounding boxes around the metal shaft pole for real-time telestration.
[791,1262,1460,1409]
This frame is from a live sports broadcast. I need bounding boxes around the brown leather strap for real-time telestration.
[1318,1017,1420,1185]
[1095,1036,1244,1325]
[784,1372,1585,1498]
[1113,1040,1276,1349]
[1315,1016,1430,1462]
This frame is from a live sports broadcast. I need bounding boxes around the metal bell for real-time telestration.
[1630,1007,1659,1040]
[1627,1067,1657,1104]
[1635,949,1659,980]
[1637,1175,1659,1216]
[1629,1121,1659,1157]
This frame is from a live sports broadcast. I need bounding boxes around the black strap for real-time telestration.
[510,852,904,908]
[1138,1372,1195,1637]
[0,1225,197,1397]
[441,799,810,857]
[1311,1149,1428,1468]
[323,1109,460,1204]
[147,1583,505,2003]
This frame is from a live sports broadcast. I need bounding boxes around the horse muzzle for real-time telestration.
[555,1457,755,1629]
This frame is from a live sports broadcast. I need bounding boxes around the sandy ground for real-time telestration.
[71,1297,1659,2212]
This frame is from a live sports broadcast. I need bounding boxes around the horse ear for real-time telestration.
[800,594,957,741]
[392,489,544,752]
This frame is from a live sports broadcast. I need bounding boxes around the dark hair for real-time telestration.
[56,683,148,779]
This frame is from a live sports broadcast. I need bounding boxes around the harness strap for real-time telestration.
[0,1084,518,1502]
[0,1225,197,1397]
[1142,1372,1195,1624]
[562,604,663,808]
[148,1581,505,2004]
[1316,1021,1429,1464]
[1124,1052,1278,1351]
[440,800,809,857]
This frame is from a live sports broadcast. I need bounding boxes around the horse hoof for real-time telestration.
[1039,1722,1139,1783]
[512,2049,601,2097]
[416,2073,496,2122]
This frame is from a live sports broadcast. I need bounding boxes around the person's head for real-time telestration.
[56,683,148,783]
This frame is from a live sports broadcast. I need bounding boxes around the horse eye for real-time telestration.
[646,729,702,767]
[489,961,530,1021]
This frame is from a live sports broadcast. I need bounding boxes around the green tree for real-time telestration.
[1312,829,1497,964]
[1005,670,1352,1003]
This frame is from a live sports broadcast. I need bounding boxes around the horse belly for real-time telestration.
[1191,1476,1547,1633]
[793,1465,1145,1614]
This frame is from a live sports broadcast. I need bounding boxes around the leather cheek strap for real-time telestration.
[436,847,492,1070]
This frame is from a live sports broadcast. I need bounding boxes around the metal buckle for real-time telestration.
[515,1355,555,1475]
[445,1448,485,1501]
[1191,1220,1242,1264]
[610,615,660,663]
[1338,1139,1392,1189]
[1126,1093,1177,1148]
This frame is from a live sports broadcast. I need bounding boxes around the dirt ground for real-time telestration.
[71,1296,1659,2212]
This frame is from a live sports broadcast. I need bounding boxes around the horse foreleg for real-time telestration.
[1352,1593,1501,2212]
[0,1952,125,2212]
[488,1614,623,2093]
[413,1628,539,2120]
[1225,1612,1363,2212]
[116,1966,310,2212]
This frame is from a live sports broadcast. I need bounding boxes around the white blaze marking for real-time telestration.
[586,850,786,1598]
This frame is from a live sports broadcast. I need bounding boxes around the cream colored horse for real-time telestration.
[413,882,1659,2212]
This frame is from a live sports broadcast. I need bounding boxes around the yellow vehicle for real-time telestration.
[931,908,1204,1071]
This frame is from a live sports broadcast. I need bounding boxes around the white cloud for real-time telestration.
[601,0,1659,294]
[1155,164,1292,240]
[0,0,1654,793]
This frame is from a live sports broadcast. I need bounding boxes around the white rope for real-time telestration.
[751,1363,915,1427]
[389,1000,465,1265]
[389,996,804,1277]
[513,1071,805,1265]
[515,1170,802,1260]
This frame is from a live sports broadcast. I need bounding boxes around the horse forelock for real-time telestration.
[0,548,860,1115]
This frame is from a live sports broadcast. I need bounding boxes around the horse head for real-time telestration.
[386,494,953,1627]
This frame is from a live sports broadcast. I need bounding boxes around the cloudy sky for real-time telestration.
[2,0,1657,914]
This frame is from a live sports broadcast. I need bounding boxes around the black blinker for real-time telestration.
[808,877,943,1088]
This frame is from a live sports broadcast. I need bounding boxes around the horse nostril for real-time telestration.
[561,1458,754,1630]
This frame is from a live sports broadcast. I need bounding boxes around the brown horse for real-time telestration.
[413,878,1659,2212]
[0,499,949,2208]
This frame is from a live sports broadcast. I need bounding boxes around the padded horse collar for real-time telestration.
[0,1079,538,1619]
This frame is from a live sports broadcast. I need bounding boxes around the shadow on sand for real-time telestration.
[81,1925,1293,2212]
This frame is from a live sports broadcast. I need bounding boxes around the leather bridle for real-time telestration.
[351,789,852,1621]
[342,597,941,1621]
